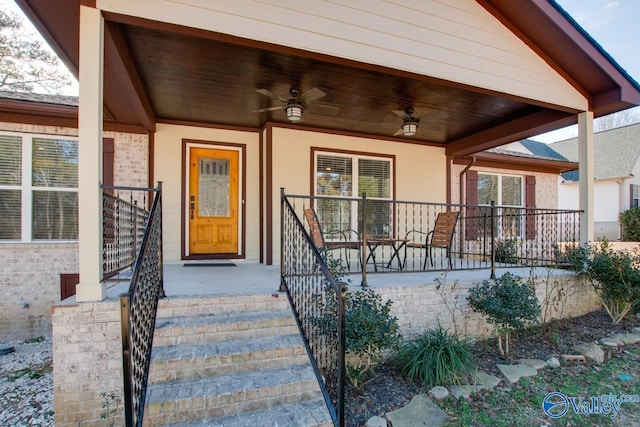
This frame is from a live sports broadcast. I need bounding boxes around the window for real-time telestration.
[477,173,522,206]
[631,184,640,209]
[315,151,392,238]
[0,133,78,241]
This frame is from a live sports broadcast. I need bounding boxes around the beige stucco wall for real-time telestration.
[153,123,261,262]
[0,122,148,340]
[271,127,446,264]
[450,163,560,209]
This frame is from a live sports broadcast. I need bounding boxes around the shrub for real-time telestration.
[313,285,402,388]
[394,324,476,387]
[582,241,640,324]
[620,208,640,241]
[344,288,402,387]
[467,272,541,356]
[495,239,518,264]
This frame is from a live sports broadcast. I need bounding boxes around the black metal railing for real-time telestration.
[281,190,346,427]
[283,192,581,282]
[103,185,154,277]
[120,182,163,427]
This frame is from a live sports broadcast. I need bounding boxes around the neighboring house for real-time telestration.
[6,0,640,425]
[550,123,640,240]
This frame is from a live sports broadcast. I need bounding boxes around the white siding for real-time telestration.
[96,0,587,111]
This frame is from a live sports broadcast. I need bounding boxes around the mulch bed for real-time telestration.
[344,309,638,426]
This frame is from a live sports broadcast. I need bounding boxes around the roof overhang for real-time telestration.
[10,0,640,156]
[454,152,578,174]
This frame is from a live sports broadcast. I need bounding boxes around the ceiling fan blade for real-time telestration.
[392,110,409,119]
[256,89,276,99]
[299,87,326,104]
[418,111,449,121]
[393,128,404,136]
[252,106,283,113]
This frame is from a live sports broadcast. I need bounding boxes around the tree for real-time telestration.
[0,7,72,94]
[594,107,640,132]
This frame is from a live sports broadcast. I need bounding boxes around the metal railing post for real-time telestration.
[157,182,165,298]
[360,192,368,287]
[280,188,286,292]
[490,201,496,279]
[119,294,133,427]
[336,282,347,427]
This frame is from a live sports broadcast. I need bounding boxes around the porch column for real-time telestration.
[76,6,106,302]
[578,111,595,245]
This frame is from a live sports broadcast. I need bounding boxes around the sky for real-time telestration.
[1,0,639,143]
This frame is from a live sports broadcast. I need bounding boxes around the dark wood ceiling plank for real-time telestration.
[104,21,156,132]
[446,110,575,157]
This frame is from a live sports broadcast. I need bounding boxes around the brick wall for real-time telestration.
[52,298,124,426]
[0,122,149,340]
[375,271,601,339]
[0,243,78,341]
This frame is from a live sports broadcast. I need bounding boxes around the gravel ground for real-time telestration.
[0,337,54,427]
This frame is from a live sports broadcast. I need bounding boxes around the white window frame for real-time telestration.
[477,172,524,239]
[313,150,394,238]
[477,172,524,207]
[0,131,79,242]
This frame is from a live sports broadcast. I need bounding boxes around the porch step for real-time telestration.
[153,309,298,346]
[149,334,309,382]
[144,365,323,426]
[155,294,291,319]
[164,399,333,427]
[143,294,332,426]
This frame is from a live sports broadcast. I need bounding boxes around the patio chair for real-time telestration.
[303,208,361,268]
[404,211,459,269]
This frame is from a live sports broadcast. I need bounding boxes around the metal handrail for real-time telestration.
[120,182,163,427]
[284,192,582,282]
[102,185,154,278]
[281,189,346,427]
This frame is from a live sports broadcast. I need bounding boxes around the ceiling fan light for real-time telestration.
[286,104,303,121]
[402,121,417,136]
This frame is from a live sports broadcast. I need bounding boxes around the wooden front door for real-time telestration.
[188,147,239,254]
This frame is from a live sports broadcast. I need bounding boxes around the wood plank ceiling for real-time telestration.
[15,0,640,156]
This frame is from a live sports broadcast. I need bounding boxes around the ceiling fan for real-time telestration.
[253,87,326,121]
[392,108,449,136]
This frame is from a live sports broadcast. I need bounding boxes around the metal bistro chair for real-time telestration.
[404,211,459,269]
[303,208,361,269]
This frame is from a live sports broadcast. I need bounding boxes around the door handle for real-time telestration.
[190,195,195,219]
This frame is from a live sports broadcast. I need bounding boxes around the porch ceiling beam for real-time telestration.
[104,21,156,132]
[445,109,575,157]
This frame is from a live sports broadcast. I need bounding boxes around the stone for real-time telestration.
[429,386,449,400]
[366,415,387,427]
[611,333,640,345]
[474,371,502,389]
[632,327,640,334]
[517,358,547,370]
[496,364,538,383]
[449,385,484,399]
[386,393,447,427]
[574,342,605,364]
[562,354,586,363]
[546,357,561,368]
[0,345,15,356]
[600,337,622,347]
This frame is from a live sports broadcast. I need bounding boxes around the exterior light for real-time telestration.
[402,121,417,136]
[285,104,303,121]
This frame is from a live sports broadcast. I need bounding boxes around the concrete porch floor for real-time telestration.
[104,260,571,298]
